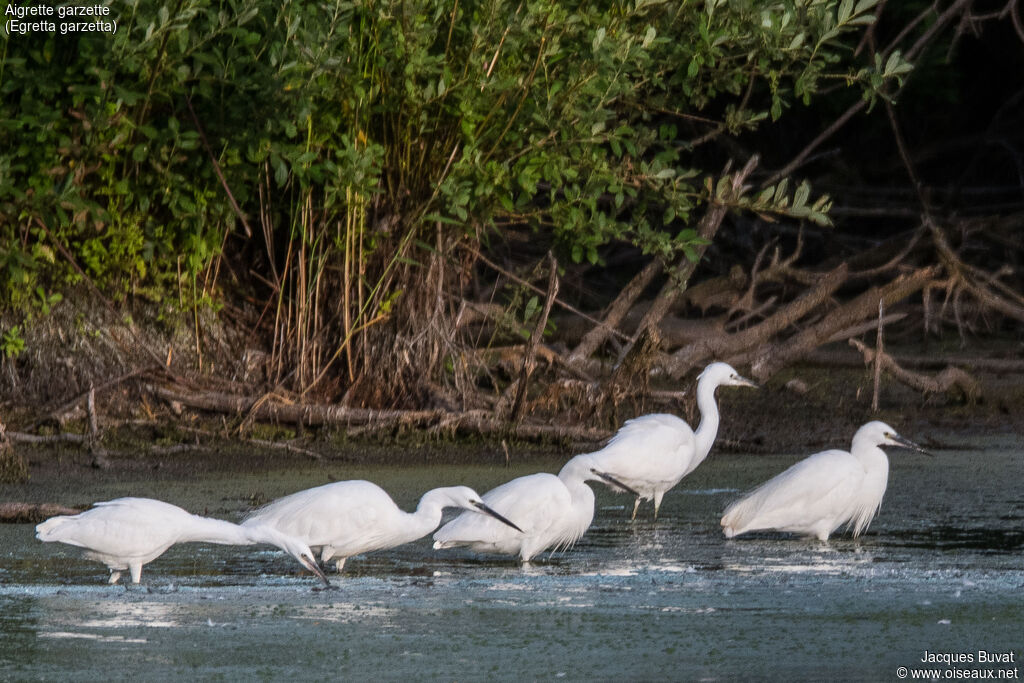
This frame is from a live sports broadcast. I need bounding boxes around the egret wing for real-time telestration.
[722,451,862,535]
[434,473,566,551]
[36,498,188,559]
[590,414,696,488]
[245,481,389,552]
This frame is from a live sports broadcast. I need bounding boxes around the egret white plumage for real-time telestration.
[432,454,639,562]
[242,481,522,573]
[588,361,757,519]
[720,421,930,541]
[35,497,328,585]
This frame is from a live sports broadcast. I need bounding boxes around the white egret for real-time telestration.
[588,361,758,519]
[432,454,639,562]
[720,421,930,541]
[35,497,329,585]
[241,482,523,573]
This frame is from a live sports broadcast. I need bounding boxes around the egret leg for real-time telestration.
[129,563,143,584]
[631,497,641,520]
[653,491,665,520]
[108,570,122,585]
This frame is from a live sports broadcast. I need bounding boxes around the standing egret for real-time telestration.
[432,454,639,562]
[242,482,523,573]
[588,361,758,519]
[35,497,329,585]
[720,421,930,541]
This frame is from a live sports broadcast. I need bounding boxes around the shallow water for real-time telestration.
[2,435,1022,680]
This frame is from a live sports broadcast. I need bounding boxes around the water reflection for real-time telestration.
[884,526,1024,553]
[39,631,148,644]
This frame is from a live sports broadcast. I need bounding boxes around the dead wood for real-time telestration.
[930,220,1024,324]
[460,345,562,370]
[0,423,28,483]
[150,384,610,444]
[872,302,885,411]
[804,348,1024,373]
[556,308,726,349]
[665,262,849,379]
[453,301,507,330]
[6,431,90,444]
[683,265,750,313]
[825,313,907,344]
[509,254,559,422]
[568,256,663,365]
[849,338,982,401]
[620,156,760,362]
[750,266,937,381]
[25,368,149,431]
[0,502,84,524]
[467,245,630,344]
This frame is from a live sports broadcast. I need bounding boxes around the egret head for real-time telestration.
[557,454,641,496]
[245,524,331,585]
[698,362,759,389]
[438,486,524,533]
[854,421,931,456]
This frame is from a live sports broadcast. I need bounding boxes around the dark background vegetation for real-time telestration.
[1,1,1021,453]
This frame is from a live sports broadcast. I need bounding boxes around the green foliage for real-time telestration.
[1,0,897,389]
[1,325,25,359]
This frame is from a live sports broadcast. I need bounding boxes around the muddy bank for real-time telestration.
[3,354,1022,497]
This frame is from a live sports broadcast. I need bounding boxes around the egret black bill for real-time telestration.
[472,501,524,533]
[300,553,331,586]
[591,469,640,497]
[888,432,933,456]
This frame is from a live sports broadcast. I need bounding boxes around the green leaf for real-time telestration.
[838,0,853,25]
[793,181,810,210]
[642,26,656,49]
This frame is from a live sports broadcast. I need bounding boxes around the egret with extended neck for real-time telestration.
[36,497,328,585]
[587,361,758,519]
[433,454,639,562]
[243,481,522,573]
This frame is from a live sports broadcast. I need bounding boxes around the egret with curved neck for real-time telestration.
[242,481,522,573]
[720,421,931,541]
[35,497,328,585]
[433,454,639,562]
[587,361,758,519]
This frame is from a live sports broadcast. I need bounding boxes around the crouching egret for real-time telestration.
[588,361,757,519]
[720,421,930,541]
[242,482,522,573]
[35,497,328,585]
[433,454,638,562]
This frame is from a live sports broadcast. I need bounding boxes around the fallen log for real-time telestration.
[0,502,84,524]
[750,266,937,380]
[6,431,89,444]
[665,262,849,379]
[150,385,611,444]
[849,338,982,401]
[555,308,726,350]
